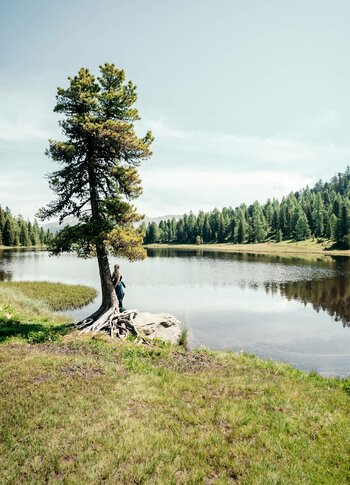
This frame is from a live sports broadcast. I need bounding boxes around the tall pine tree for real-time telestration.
[38,64,153,327]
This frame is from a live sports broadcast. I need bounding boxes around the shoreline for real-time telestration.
[145,241,350,257]
[0,244,46,250]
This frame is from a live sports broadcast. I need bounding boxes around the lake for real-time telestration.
[1,247,350,377]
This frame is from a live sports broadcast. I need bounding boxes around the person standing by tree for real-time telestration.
[111,264,126,312]
[38,64,153,331]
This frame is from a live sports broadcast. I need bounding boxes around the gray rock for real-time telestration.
[132,312,182,344]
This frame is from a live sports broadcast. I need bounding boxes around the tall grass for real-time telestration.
[0,281,97,311]
[0,281,96,344]
[0,286,68,324]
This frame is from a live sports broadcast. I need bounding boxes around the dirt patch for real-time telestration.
[164,351,227,373]
[60,363,105,378]
[1,343,84,357]
[37,343,84,356]
[32,373,54,384]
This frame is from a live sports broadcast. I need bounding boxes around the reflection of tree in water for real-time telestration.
[265,278,350,328]
[0,251,14,281]
[149,248,350,327]
[0,269,12,281]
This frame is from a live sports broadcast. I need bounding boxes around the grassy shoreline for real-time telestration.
[0,282,96,344]
[0,244,47,250]
[146,239,350,256]
[0,283,349,482]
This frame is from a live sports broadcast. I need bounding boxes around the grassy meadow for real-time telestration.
[0,282,349,483]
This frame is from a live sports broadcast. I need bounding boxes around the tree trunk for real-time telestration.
[76,250,143,342]
[80,153,119,323]
[96,242,118,311]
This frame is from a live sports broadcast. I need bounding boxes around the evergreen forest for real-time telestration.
[143,167,350,248]
[0,205,52,247]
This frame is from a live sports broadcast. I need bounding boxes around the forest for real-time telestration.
[143,167,350,248]
[0,205,52,247]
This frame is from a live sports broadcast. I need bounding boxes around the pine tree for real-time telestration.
[275,228,283,242]
[294,213,311,241]
[203,215,212,242]
[147,222,160,243]
[2,218,15,246]
[0,206,5,233]
[19,220,31,246]
[250,201,268,242]
[312,193,325,237]
[38,64,153,329]
[336,202,350,244]
[217,214,226,243]
[39,227,46,244]
[46,229,54,245]
[235,211,248,243]
[176,219,185,242]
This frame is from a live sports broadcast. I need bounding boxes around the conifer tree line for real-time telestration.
[0,205,52,247]
[143,167,350,248]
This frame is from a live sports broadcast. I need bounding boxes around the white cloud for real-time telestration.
[0,83,57,142]
[135,117,350,216]
[1,103,349,219]
[141,168,311,191]
[0,170,52,217]
[0,115,53,142]
[143,117,350,174]
[137,168,313,216]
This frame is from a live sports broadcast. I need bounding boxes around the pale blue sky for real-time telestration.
[1,0,350,218]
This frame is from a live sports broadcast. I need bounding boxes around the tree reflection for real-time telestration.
[0,269,12,281]
[264,278,350,327]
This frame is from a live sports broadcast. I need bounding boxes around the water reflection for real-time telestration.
[148,248,350,327]
[266,278,350,328]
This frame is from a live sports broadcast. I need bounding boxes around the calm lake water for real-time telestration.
[1,247,350,377]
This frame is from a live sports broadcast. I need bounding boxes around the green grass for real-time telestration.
[0,281,97,311]
[0,340,349,484]
[0,282,96,344]
[0,285,349,483]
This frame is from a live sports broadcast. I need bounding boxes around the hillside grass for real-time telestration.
[0,283,349,483]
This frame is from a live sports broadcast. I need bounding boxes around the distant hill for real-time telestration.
[43,215,182,233]
[135,215,182,227]
[42,216,79,234]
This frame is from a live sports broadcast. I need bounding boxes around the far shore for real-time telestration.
[0,244,46,250]
[145,239,350,257]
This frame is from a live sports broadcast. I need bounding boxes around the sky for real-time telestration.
[1,0,350,219]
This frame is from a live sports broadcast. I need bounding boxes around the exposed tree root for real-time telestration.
[76,308,149,344]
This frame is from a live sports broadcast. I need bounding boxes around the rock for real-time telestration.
[132,312,182,344]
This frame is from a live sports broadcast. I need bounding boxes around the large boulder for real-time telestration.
[132,312,182,344]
